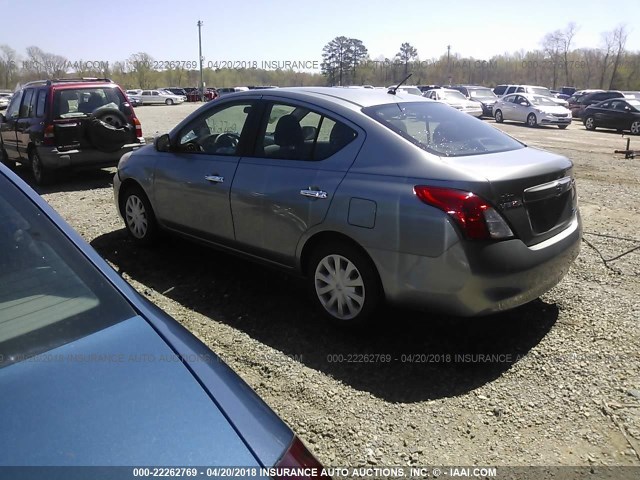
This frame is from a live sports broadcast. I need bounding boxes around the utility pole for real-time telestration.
[197,20,204,101]
[447,44,451,85]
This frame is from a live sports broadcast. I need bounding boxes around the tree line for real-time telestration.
[1,23,637,92]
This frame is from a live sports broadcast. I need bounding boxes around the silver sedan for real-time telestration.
[113,87,581,326]
[494,93,572,128]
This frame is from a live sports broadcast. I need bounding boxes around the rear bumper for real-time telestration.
[37,139,146,170]
[372,213,582,316]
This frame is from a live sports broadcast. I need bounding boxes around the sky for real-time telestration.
[1,0,638,72]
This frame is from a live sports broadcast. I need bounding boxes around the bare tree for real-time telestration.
[561,22,578,86]
[609,24,629,89]
[599,31,616,89]
[541,30,563,88]
[25,46,68,78]
[127,52,154,88]
[0,44,18,89]
[396,42,418,76]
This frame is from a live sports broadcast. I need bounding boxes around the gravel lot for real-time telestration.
[20,102,640,469]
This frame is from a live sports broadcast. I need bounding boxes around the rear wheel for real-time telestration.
[307,242,381,327]
[30,150,54,185]
[584,116,596,131]
[494,110,503,123]
[121,185,158,245]
[526,113,537,127]
[631,120,640,135]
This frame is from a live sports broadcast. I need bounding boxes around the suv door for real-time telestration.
[152,100,259,243]
[15,88,40,161]
[230,100,363,267]
[0,90,24,161]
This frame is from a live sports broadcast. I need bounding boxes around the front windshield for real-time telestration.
[530,96,559,106]
[442,91,467,101]
[469,89,496,99]
[363,102,524,157]
[531,87,552,96]
[0,175,134,368]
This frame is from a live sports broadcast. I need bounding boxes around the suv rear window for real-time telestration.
[53,87,128,119]
[363,101,524,157]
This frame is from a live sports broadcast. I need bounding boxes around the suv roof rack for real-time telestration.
[22,78,114,87]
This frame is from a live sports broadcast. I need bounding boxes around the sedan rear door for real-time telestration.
[230,100,364,267]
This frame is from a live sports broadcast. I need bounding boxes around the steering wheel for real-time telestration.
[213,133,240,152]
[183,141,204,153]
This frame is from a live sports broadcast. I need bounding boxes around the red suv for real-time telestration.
[0,78,145,184]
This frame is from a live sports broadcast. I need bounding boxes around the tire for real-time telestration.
[558,125,568,129]
[165,98,174,105]
[526,113,537,127]
[30,149,54,185]
[494,110,503,123]
[584,116,596,131]
[88,108,133,153]
[631,120,640,135]
[307,242,382,327]
[120,185,158,245]
[0,146,15,169]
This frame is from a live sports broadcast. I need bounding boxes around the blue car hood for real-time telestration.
[0,316,259,466]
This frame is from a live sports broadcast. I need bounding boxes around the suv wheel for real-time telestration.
[30,150,53,185]
[0,146,15,169]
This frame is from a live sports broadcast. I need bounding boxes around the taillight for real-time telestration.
[273,436,331,479]
[414,186,513,240]
[131,116,143,138]
[43,124,55,146]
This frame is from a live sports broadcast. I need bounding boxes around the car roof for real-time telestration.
[230,86,431,109]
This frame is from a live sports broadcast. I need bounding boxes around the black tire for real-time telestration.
[558,125,568,129]
[0,146,15,169]
[88,108,133,153]
[584,116,596,131]
[120,185,158,245]
[165,98,174,105]
[307,241,382,327]
[30,149,54,185]
[494,110,503,123]
[526,113,537,127]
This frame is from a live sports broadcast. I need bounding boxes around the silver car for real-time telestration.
[494,93,572,128]
[113,88,581,326]
[139,89,185,105]
[423,89,484,117]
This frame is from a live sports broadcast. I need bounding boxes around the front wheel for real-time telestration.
[494,110,503,123]
[121,185,158,245]
[584,116,596,131]
[631,120,640,135]
[526,113,537,127]
[165,98,174,105]
[308,242,382,327]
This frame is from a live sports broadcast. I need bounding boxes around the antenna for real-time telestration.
[388,73,413,95]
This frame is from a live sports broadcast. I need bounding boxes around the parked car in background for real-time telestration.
[163,87,188,98]
[114,87,580,326]
[0,93,12,110]
[387,85,423,96]
[493,84,568,106]
[140,89,185,105]
[185,88,218,102]
[417,85,441,93]
[0,163,327,474]
[0,78,144,184]
[583,98,640,134]
[423,88,483,117]
[449,85,498,117]
[217,87,251,97]
[493,93,572,128]
[569,90,624,119]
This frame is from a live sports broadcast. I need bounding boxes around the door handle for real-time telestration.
[205,175,224,183]
[300,188,327,199]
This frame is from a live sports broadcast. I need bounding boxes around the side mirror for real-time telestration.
[155,133,171,152]
[624,106,631,112]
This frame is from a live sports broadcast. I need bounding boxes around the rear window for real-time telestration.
[0,175,135,368]
[363,101,524,157]
[53,86,128,119]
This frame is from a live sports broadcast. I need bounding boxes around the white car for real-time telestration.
[423,88,484,117]
[0,93,12,110]
[386,85,423,96]
[139,89,185,105]
[493,93,572,128]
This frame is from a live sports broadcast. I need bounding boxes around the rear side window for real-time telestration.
[35,90,46,117]
[53,87,128,119]
[255,102,356,161]
[18,89,34,118]
[363,101,524,157]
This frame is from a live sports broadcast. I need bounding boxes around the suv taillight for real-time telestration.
[43,124,55,146]
[273,436,331,479]
[132,116,142,138]
[414,186,514,240]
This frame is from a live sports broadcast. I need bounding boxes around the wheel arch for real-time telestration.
[118,178,150,216]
